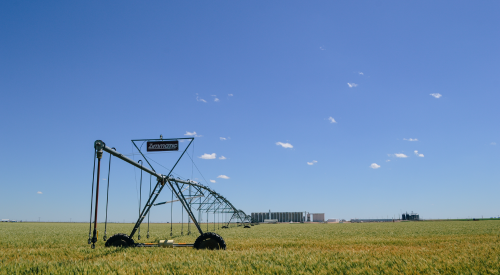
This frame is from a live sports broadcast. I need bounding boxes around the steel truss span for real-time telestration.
[88,139,251,250]
[157,177,252,227]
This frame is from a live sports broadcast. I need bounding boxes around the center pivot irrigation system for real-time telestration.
[88,137,253,250]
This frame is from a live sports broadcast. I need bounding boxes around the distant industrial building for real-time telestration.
[402,212,420,221]
[307,213,324,222]
[326,219,339,223]
[252,211,304,222]
[251,211,327,223]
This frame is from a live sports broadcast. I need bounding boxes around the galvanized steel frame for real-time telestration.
[94,138,249,240]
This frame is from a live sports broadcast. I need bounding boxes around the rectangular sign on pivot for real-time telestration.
[147,140,179,152]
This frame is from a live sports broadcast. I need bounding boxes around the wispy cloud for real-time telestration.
[414,150,424,157]
[430,93,442,99]
[185,131,202,137]
[37,191,42,194]
[307,160,318,165]
[217,175,229,179]
[347,83,358,88]
[220,137,227,141]
[210,180,216,183]
[228,94,233,97]
[328,117,337,123]
[403,138,418,141]
[394,153,408,158]
[359,72,364,75]
[491,142,496,145]
[386,160,391,162]
[219,156,227,160]
[370,163,381,169]
[196,94,207,103]
[319,46,325,51]
[214,98,220,102]
[199,153,216,160]
[276,142,293,149]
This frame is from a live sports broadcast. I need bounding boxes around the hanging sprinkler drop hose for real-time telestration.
[103,147,115,242]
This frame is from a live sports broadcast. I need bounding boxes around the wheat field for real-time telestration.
[1,221,499,274]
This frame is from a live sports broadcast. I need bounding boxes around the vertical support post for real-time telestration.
[91,147,103,248]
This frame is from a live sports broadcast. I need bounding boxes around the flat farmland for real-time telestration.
[1,221,499,274]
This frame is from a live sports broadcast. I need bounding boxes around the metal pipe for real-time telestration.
[88,150,96,244]
[138,160,143,240]
[91,154,102,248]
[154,195,204,206]
[103,145,162,179]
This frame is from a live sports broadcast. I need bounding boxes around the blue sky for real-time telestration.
[1,1,499,222]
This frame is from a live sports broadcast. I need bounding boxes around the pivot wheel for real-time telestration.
[104,233,135,248]
[193,232,226,250]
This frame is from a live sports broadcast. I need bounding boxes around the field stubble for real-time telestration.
[1,221,499,274]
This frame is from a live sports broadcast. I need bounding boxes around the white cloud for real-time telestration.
[185,131,202,137]
[414,150,424,157]
[394,153,408,158]
[403,138,418,141]
[37,191,42,194]
[386,160,391,162]
[214,98,220,102]
[319,46,325,51]
[219,156,227,160]
[228,94,233,97]
[359,72,364,75]
[307,160,318,165]
[370,163,381,169]
[347,83,358,88]
[220,137,227,141]
[217,175,230,179]
[430,93,442,99]
[210,180,216,183]
[328,117,337,123]
[491,142,496,145]
[196,96,207,103]
[199,153,216,160]
[276,142,293,149]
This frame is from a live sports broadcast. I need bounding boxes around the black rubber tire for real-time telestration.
[193,232,226,250]
[104,233,135,248]
[244,225,251,228]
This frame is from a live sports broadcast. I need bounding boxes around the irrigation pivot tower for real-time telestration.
[88,137,251,250]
